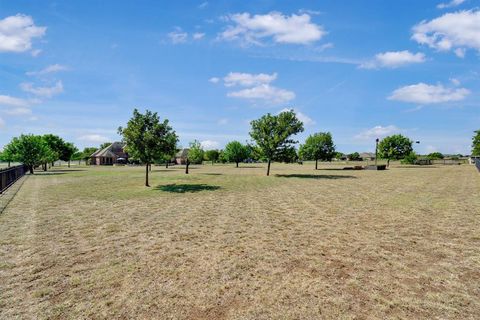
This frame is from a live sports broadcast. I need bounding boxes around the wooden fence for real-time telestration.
[0,165,29,194]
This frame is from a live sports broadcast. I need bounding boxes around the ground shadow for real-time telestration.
[50,169,86,172]
[316,168,352,171]
[275,174,356,179]
[34,172,67,176]
[154,184,221,193]
[200,173,223,176]
[397,166,438,169]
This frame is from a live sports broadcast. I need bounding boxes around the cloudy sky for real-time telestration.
[1,0,479,154]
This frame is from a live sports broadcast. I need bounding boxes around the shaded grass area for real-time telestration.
[155,183,221,193]
[0,163,479,319]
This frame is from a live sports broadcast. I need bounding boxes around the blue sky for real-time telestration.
[1,0,479,154]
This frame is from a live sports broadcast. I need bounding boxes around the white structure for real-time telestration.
[469,156,480,164]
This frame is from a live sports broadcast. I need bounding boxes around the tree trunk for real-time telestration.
[68,160,71,168]
[185,159,189,174]
[236,161,239,168]
[29,166,34,174]
[166,161,169,168]
[212,160,214,166]
[52,162,55,167]
[266,159,271,176]
[78,159,81,165]
[145,163,150,187]
[315,159,318,170]
[43,163,47,171]
[8,161,10,167]
[387,159,390,167]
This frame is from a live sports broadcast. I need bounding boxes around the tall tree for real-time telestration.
[378,134,413,167]
[118,109,178,186]
[223,141,249,167]
[249,110,304,176]
[5,134,52,174]
[472,130,480,156]
[299,132,336,170]
[0,145,16,167]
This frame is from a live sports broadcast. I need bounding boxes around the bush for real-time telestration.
[401,152,418,164]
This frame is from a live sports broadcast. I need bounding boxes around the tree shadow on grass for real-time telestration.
[50,169,87,172]
[35,172,67,176]
[275,174,357,179]
[154,184,221,193]
[200,173,223,176]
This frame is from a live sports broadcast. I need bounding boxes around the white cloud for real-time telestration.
[412,10,480,56]
[355,125,402,140]
[193,32,205,40]
[279,108,315,125]
[20,81,63,98]
[450,78,461,86]
[26,64,68,76]
[200,140,219,150]
[209,77,220,84]
[437,0,465,9]
[0,14,46,53]
[217,118,229,125]
[0,95,31,107]
[4,107,32,116]
[78,134,111,143]
[360,50,426,69]
[220,12,326,45]
[168,28,188,44]
[223,72,277,87]
[228,84,295,105]
[388,83,470,104]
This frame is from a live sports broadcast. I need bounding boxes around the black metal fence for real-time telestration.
[0,165,29,194]
[476,159,480,172]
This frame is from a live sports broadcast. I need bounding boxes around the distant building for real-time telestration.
[359,152,376,161]
[90,142,128,165]
[175,149,189,165]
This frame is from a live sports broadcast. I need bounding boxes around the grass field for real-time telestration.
[1,163,479,319]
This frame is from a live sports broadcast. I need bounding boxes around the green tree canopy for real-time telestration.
[378,134,413,166]
[187,140,204,164]
[223,141,249,167]
[427,152,444,160]
[348,152,361,161]
[472,130,480,156]
[99,142,112,150]
[204,149,220,165]
[81,147,98,163]
[118,109,177,186]
[299,132,336,169]
[5,134,52,174]
[250,110,304,175]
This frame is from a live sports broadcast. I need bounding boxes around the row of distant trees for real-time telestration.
[2,109,479,186]
[0,134,78,173]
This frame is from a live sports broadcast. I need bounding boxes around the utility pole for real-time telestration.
[375,138,379,166]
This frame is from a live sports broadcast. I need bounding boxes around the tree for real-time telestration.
[348,152,361,161]
[274,146,298,163]
[427,152,444,160]
[188,140,204,164]
[118,109,178,187]
[99,142,112,150]
[204,149,220,165]
[0,145,16,167]
[299,132,336,170]
[249,110,304,176]
[223,141,249,167]
[60,142,78,167]
[5,134,52,174]
[334,152,345,160]
[81,147,98,165]
[378,134,413,167]
[472,130,480,156]
[42,134,65,168]
[401,152,418,164]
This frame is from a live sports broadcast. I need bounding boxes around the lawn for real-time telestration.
[0,163,479,319]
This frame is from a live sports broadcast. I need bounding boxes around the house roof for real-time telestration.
[90,142,127,158]
[175,148,189,158]
[360,152,375,158]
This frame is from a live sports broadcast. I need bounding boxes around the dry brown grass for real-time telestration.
[0,163,479,319]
